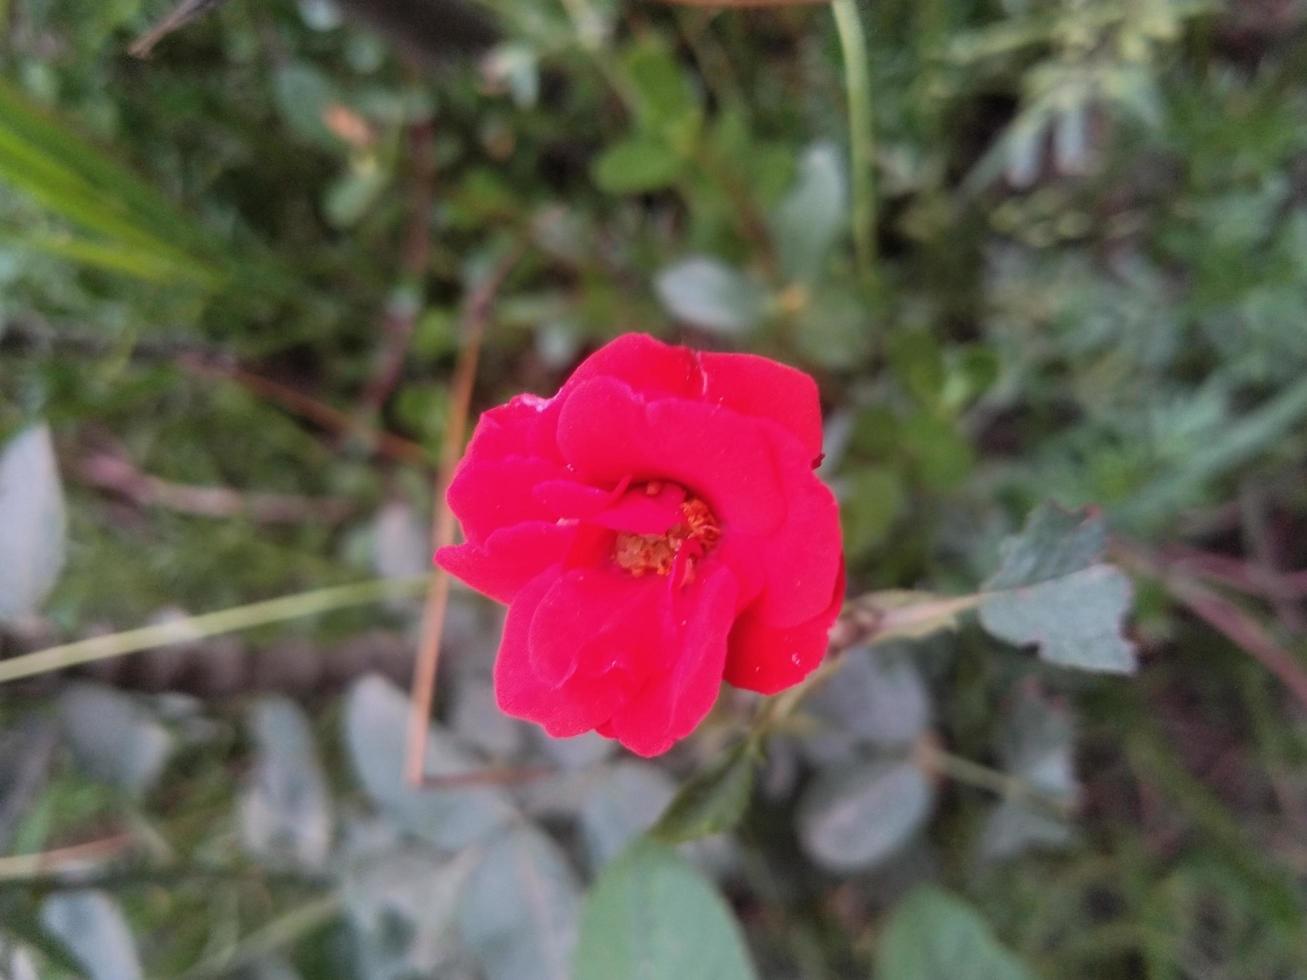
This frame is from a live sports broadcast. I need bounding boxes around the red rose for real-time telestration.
[436,333,844,757]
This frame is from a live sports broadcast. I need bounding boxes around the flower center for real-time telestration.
[612,485,720,581]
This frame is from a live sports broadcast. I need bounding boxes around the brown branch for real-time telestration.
[1146,542,1307,600]
[1241,484,1307,633]
[76,448,355,524]
[419,765,555,789]
[1116,540,1307,712]
[178,354,432,467]
[405,245,524,787]
[129,0,230,58]
[356,119,438,417]
[1171,576,1307,713]
[0,833,135,881]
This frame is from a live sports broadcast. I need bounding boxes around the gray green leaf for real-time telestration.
[574,838,757,980]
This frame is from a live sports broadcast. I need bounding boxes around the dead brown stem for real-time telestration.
[178,355,431,467]
[76,448,355,524]
[405,246,523,787]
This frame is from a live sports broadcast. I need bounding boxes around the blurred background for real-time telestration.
[3,0,1307,976]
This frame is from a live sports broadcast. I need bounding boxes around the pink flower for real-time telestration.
[436,334,844,756]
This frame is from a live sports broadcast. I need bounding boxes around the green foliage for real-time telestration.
[797,757,936,873]
[2,0,1307,977]
[979,504,1138,673]
[652,739,757,844]
[575,839,757,980]
[874,887,1033,980]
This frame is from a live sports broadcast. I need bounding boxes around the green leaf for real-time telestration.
[574,839,758,980]
[239,697,333,869]
[345,846,479,978]
[0,894,82,975]
[579,762,676,869]
[459,825,581,980]
[593,135,684,194]
[874,887,1034,980]
[272,63,340,146]
[343,675,517,849]
[40,891,143,980]
[797,758,935,873]
[980,566,1136,673]
[654,257,768,335]
[979,503,1137,674]
[324,166,390,229]
[984,502,1107,591]
[0,425,65,623]
[0,80,224,284]
[772,142,846,283]
[58,683,173,797]
[840,466,906,558]
[979,689,1078,861]
[652,741,757,844]
[622,39,702,149]
[0,715,56,852]
[794,287,877,369]
[802,646,931,762]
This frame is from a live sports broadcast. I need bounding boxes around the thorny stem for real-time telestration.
[0,575,432,684]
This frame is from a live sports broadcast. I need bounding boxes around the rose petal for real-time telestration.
[607,566,737,757]
[592,483,686,535]
[495,570,631,738]
[463,393,561,463]
[560,333,703,402]
[724,561,845,694]
[435,522,574,604]
[446,455,569,545]
[556,377,786,534]
[527,567,655,687]
[699,350,824,462]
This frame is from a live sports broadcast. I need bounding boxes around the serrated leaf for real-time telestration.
[593,136,684,194]
[772,142,846,283]
[0,424,67,622]
[980,565,1136,673]
[343,675,517,849]
[652,742,757,845]
[797,758,934,873]
[239,697,333,869]
[874,886,1034,980]
[655,257,768,335]
[459,825,581,980]
[574,839,757,980]
[58,683,173,797]
[979,503,1137,674]
[40,891,143,980]
[985,502,1108,591]
[579,762,676,868]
